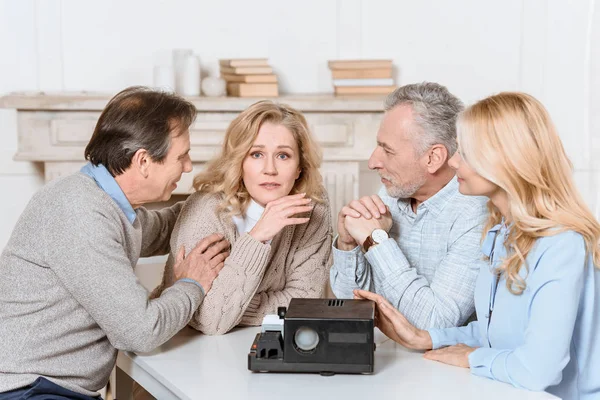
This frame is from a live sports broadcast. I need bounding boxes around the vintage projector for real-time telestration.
[248,298,375,375]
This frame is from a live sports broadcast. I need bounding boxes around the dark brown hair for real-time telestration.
[84,86,197,176]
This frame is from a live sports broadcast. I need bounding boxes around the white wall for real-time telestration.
[1,0,599,248]
[0,0,45,247]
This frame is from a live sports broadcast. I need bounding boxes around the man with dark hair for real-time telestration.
[0,87,229,400]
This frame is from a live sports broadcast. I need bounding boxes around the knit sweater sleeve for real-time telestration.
[137,202,183,257]
[191,232,272,334]
[153,192,272,335]
[240,199,333,326]
[43,190,203,353]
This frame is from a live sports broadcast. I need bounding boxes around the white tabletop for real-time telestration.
[116,326,557,400]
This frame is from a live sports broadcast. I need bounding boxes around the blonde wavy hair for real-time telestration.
[193,100,324,216]
[458,92,600,294]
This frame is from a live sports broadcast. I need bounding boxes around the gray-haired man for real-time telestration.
[330,82,487,329]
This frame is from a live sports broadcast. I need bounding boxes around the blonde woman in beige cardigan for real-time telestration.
[153,100,332,335]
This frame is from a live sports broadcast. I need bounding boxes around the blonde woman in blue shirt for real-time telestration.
[356,92,600,399]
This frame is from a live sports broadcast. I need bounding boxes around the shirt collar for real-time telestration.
[396,176,460,218]
[80,162,137,224]
[481,219,509,258]
[421,177,460,216]
[246,199,265,222]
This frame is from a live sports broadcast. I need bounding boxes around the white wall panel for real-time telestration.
[360,0,523,104]
[0,0,598,249]
[60,0,338,93]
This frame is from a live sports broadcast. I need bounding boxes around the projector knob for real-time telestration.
[277,307,287,319]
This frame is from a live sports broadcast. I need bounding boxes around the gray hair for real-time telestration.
[384,82,464,156]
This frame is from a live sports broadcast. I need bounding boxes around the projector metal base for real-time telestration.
[248,354,373,375]
[248,333,374,375]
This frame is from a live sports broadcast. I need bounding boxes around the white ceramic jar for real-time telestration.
[201,76,227,97]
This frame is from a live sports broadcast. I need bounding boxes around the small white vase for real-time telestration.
[201,76,227,97]
[180,55,201,96]
[172,49,193,95]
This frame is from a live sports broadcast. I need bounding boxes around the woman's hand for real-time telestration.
[354,289,432,350]
[249,193,313,243]
[424,344,476,368]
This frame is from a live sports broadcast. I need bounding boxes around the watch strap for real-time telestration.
[363,235,376,252]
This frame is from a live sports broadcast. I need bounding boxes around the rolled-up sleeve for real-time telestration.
[330,236,372,298]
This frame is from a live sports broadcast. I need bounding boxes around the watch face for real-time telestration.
[372,229,389,243]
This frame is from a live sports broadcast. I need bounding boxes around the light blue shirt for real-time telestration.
[428,223,600,399]
[80,162,204,295]
[80,162,136,224]
[330,178,489,329]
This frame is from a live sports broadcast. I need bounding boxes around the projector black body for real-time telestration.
[248,298,375,375]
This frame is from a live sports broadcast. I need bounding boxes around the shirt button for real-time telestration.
[485,313,490,319]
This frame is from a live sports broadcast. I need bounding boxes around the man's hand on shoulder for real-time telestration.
[173,233,230,293]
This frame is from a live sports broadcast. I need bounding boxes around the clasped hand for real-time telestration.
[337,195,392,250]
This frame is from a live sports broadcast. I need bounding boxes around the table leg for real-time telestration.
[115,365,134,400]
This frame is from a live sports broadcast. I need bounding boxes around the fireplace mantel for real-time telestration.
[1,92,385,216]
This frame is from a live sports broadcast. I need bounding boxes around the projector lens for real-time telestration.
[294,326,319,352]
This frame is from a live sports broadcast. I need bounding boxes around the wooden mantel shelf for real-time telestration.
[1,91,385,216]
[0,92,387,112]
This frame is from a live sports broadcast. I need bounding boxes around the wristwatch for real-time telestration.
[362,228,389,252]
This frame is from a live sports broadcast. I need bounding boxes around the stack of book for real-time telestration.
[219,58,278,97]
[328,60,396,96]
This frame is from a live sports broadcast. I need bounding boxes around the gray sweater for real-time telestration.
[0,173,204,397]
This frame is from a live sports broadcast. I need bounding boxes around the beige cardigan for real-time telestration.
[152,191,333,335]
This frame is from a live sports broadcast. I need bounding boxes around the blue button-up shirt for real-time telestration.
[330,177,489,329]
[80,162,136,224]
[428,224,600,399]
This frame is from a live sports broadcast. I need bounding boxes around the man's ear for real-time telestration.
[131,149,150,178]
[425,144,448,174]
